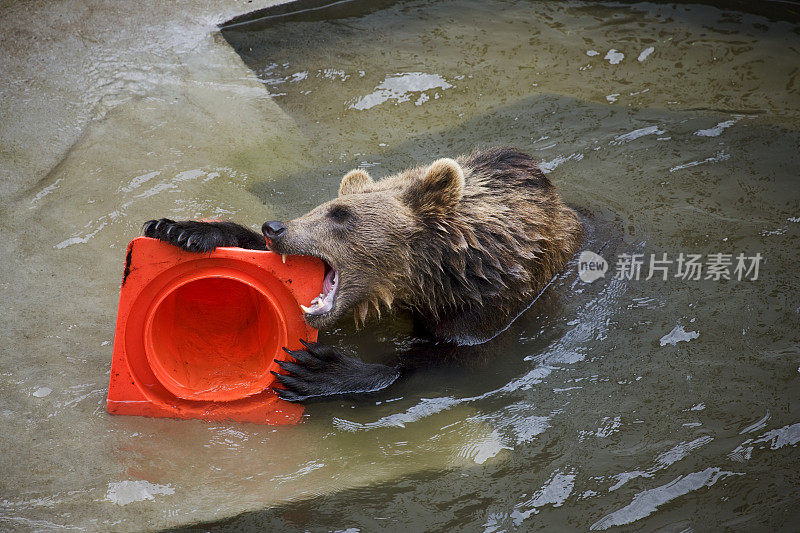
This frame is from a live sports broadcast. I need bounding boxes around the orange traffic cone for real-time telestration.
[106,236,323,424]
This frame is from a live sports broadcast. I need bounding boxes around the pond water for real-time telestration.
[2,0,799,531]
[220,1,800,529]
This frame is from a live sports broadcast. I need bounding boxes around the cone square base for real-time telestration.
[107,237,324,425]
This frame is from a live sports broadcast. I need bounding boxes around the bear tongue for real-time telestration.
[322,265,338,293]
[301,269,338,316]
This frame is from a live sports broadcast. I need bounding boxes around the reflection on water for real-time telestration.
[2,0,800,530]
[590,467,743,530]
[348,72,453,110]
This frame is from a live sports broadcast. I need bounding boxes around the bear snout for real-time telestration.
[262,220,287,240]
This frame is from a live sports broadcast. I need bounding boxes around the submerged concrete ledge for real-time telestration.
[0,0,294,202]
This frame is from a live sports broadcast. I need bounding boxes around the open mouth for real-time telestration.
[300,261,339,316]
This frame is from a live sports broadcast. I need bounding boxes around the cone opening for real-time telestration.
[145,276,285,401]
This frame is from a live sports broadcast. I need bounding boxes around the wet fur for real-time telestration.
[143,147,582,400]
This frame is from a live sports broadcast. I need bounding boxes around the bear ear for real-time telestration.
[339,169,373,196]
[406,158,465,215]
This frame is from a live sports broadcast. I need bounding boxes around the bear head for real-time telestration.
[264,158,465,330]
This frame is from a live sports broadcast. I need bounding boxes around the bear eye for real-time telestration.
[327,205,351,223]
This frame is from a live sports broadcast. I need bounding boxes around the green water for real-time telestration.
[2,0,798,530]
[220,1,800,530]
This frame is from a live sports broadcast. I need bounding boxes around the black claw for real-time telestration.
[282,347,306,361]
[298,339,339,361]
[275,388,303,402]
[275,359,307,377]
[141,218,259,254]
[143,220,159,235]
[282,347,323,368]
[271,371,302,390]
[298,339,314,351]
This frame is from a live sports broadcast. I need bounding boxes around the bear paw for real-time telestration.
[272,340,400,402]
[142,218,225,253]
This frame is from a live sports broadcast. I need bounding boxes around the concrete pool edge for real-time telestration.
[0,0,301,204]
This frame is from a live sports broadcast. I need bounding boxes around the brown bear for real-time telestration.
[143,147,583,401]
